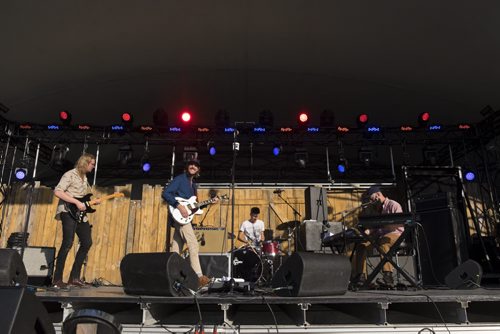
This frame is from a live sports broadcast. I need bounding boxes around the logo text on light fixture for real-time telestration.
[197,127,210,132]
[78,125,91,131]
[253,127,266,133]
[169,127,182,132]
[280,127,293,132]
[19,124,32,130]
[224,127,236,133]
[307,127,320,132]
[140,126,154,132]
[337,126,350,133]
[400,126,413,132]
[458,124,471,130]
[47,125,60,130]
[367,126,381,132]
[428,124,442,131]
[111,125,124,131]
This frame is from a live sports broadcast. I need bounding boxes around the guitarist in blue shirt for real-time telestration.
[162,159,216,288]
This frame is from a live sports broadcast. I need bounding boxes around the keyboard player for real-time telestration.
[352,186,403,288]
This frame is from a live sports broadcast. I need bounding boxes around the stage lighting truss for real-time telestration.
[117,145,133,166]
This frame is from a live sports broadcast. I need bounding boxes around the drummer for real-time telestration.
[238,207,265,248]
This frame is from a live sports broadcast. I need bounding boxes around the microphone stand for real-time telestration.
[275,192,302,253]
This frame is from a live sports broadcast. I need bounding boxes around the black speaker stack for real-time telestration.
[415,192,469,286]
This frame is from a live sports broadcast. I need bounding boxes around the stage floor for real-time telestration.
[36,284,500,332]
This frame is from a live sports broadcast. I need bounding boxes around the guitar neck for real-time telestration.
[193,198,215,209]
[89,193,123,205]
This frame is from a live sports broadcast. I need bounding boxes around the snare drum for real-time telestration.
[233,247,262,282]
[262,241,279,257]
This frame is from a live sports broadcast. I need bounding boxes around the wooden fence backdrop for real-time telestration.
[0,184,365,284]
[0,183,486,285]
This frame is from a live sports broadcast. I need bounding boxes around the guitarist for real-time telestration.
[52,153,99,289]
[162,159,215,288]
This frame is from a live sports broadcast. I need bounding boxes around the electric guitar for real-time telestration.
[65,192,125,223]
[169,194,227,225]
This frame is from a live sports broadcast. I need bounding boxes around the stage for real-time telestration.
[35,284,500,333]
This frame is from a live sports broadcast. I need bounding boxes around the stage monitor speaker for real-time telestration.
[445,259,483,289]
[0,286,55,334]
[0,249,28,287]
[120,252,198,296]
[304,186,328,222]
[415,193,469,286]
[271,252,350,297]
[14,247,55,286]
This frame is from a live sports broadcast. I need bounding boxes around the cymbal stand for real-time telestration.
[276,192,302,253]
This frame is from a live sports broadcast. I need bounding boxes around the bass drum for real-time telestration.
[232,247,262,282]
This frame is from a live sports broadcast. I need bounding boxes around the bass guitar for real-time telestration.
[169,194,227,225]
[65,192,125,223]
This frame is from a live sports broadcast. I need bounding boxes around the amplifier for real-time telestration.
[193,227,228,253]
[298,220,343,251]
[14,247,55,286]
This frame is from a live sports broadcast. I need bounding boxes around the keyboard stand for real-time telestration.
[360,222,420,288]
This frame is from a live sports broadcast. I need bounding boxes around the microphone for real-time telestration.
[273,189,284,194]
[361,200,377,208]
[200,233,206,246]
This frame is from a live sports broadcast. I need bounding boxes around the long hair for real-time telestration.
[75,153,95,177]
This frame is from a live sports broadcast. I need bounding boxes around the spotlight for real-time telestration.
[121,112,133,124]
[215,109,230,127]
[422,146,438,165]
[359,148,373,167]
[272,145,282,156]
[14,167,28,181]
[418,112,430,127]
[294,149,308,168]
[207,142,216,156]
[465,171,476,181]
[180,109,192,123]
[117,145,133,166]
[259,110,274,128]
[320,109,335,127]
[50,144,70,166]
[183,146,198,162]
[153,108,168,129]
[357,114,369,127]
[297,111,310,126]
[141,158,151,173]
[337,156,348,173]
[59,110,72,125]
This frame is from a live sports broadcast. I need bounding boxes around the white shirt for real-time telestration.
[239,219,265,243]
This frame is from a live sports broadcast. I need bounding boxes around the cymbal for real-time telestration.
[276,220,300,230]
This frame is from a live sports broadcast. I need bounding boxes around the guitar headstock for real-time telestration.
[217,194,229,201]
[113,192,125,198]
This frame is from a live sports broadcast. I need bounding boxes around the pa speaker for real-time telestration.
[271,252,350,297]
[15,247,55,287]
[0,249,28,287]
[0,287,55,334]
[120,252,198,296]
[445,259,483,289]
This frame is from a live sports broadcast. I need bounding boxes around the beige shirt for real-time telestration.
[54,168,90,220]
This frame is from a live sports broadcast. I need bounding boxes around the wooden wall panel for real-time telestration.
[1,184,369,285]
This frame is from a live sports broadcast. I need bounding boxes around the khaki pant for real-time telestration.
[170,222,202,276]
[354,231,400,275]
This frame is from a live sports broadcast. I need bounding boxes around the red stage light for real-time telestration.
[358,114,368,124]
[297,111,310,125]
[122,113,133,123]
[59,110,72,125]
[181,110,192,123]
[418,112,430,126]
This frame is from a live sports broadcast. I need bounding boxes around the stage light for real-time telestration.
[418,112,430,127]
[121,112,133,124]
[423,146,438,165]
[180,109,192,123]
[297,111,310,125]
[215,109,230,127]
[117,145,133,166]
[337,163,346,173]
[259,110,274,127]
[50,144,70,166]
[59,110,72,125]
[141,158,151,173]
[294,149,308,168]
[465,171,476,181]
[207,142,216,156]
[320,109,335,127]
[272,145,282,156]
[14,167,28,181]
[359,148,373,167]
[183,146,198,162]
[153,108,168,129]
[357,114,368,127]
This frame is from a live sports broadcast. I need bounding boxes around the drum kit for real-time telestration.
[232,222,296,285]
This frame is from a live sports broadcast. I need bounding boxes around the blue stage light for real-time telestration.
[465,171,475,181]
[142,162,151,173]
[209,146,216,156]
[272,145,281,156]
[337,164,346,173]
[15,168,28,180]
